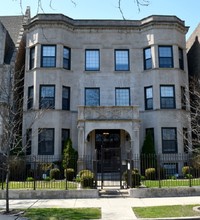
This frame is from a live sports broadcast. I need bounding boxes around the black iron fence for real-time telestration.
[0,153,200,190]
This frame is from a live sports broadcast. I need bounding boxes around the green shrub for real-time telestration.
[78,170,94,188]
[182,166,193,177]
[185,173,193,179]
[145,168,156,180]
[50,168,60,180]
[44,176,51,181]
[123,169,141,188]
[64,168,75,181]
[26,177,34,181]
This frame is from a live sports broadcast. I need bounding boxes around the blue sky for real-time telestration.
[1,0,199,39]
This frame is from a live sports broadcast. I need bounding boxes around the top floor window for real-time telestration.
[144,47,152,70]
[41,45,56,67]
[85,49,100,71]
[158,46,173,68]
[63,47,71,70]
[115,49,129,71]
[30,46,35,70]
[179,47,184,70]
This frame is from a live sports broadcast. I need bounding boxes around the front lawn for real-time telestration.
[22,208,101,220]
[133,204,200,218]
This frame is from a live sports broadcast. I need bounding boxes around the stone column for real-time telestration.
[77,121,85,171]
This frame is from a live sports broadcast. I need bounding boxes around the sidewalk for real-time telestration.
[0,196,200,219]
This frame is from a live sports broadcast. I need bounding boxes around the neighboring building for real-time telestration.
[0,8,30,153]
[23,13,190,174]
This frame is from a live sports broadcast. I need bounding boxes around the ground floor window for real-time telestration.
[163,163,178,177]
[38,128,54,155]
[162,127,177,153]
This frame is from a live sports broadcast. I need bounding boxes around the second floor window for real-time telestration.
[115,49,129,71]
[162,128,177,153]
[85,88,100,106]
[158,46,173,68]
[41,45,56,67]
[27,86,33,110]
[144,47,152,70]
[115,88,130,106]
[62,86,70,110]
[85,49,100,71]
[145,86,153,110]
[63,47,71,70]
[179,48,184,70]
[160,85,175,109]
[30,47,35,70]
[40,85,55,109]
[181,86,186,110]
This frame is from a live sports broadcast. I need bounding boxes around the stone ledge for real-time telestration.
[0,189,99,199]
[129,187,200,198]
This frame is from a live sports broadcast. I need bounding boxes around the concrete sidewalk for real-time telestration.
[0,196,200,219]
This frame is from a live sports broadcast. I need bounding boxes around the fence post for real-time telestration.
[33,156,36,190]
[1,170,4,190]
[93,160,97,189]
[65,158,68,190]
[157,154,161,188]
[188,155,192,187]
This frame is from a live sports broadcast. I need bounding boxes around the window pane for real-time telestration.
[159,46,173,68]
[116,88,130,106]
[144,48,152,70]
[115,50,129,71]
[85,88,100,106]
[27,86,33,109]
[62,129,70,152]
[85,50,99,71]
[162,128,177,153]
[145,87,153,110]
[38,129,54,155]
[41,45,56,67]
[30,47,35,69]
[179,48,184,70]
[26,129,32,155]
[63,47,70,69]
[161,86,174,97]
[40,85,55,109]
[160,86,175,109]
[62,86,70,110]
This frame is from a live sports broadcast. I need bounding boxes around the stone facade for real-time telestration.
[23,14,190,173]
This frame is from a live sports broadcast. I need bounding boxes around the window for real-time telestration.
[62,129,70,153]
[40,85,55,109]
[63,47,71,70]
[41,45,56,67]
[115,49,129,71]
[85,49,100,71]
[27,86,33,109]
[144,47,152,70]
[163,163,178,176]
[38,128,54,155]
[162,128,177,153]
[26,129,32,155]
[179,48,184,70]
[115,88,130,106]
[181,86,186,110]
[62,86,70,110]
[145,86,153,110]
[85,88,100,106]
[158,46,173,68]
[146,128,154,144]
[160,85,175,109]
[183,127,188,153]
[30,47,35,70]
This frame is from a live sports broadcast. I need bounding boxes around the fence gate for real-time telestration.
[95,147,122,189]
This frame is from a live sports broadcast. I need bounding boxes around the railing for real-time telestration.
[0,153,200,190]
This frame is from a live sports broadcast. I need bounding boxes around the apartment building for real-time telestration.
[23,13,190,173]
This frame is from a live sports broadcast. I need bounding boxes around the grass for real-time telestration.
[133,204,200,218]
[22,208,101,220]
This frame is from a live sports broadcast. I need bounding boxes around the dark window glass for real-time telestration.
[181,86,186,110]
[183,127,188,153]
[41,45,56,67]
[159,46,173,68]
[26,129,32,155]
[38,128,54,155]
[63,47,71,70]
[179,48,184,70]
[30,47,35,70]
[163,163,178,176]
[85,88,100,106]
[160,85,175,109]
[115,49,129,71]
[62,129,70,153]
[115,88,130,106]
[146,128,154,145]
[40,85,55,109]
[144,47,152,70]
[85,49,100,71]
[27,86,33,109]
[162,128,177,153]
[62,86,70,110]
[145,86,153,110]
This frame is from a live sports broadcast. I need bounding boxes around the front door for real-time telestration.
[95,130,122,188]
